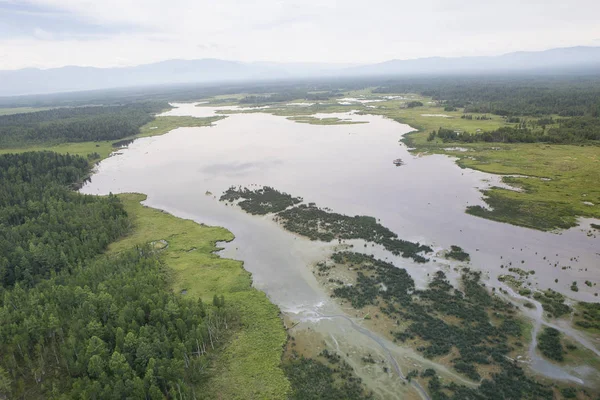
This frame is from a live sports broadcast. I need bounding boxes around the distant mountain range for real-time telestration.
[1,46,600,97]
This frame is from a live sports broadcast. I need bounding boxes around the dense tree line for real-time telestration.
[0,246,227,398]
[0,102,167,147]
[0,152,129,288]
[0,152,230,398]
[429,119,600,144]
[374,76,600,117]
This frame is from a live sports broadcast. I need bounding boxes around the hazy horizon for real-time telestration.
[1,0,600,70]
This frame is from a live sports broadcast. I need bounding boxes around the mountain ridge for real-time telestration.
[1,46,599,96]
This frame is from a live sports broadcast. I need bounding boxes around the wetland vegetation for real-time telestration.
[283,351,373,400]
[320,252,598,399]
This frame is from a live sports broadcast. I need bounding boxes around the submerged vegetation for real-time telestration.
[220,186,432,262]
[328,252,522,381]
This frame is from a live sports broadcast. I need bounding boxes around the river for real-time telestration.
[81,102,600,397]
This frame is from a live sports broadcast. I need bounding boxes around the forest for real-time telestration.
[429,118,600,144]
[0,152,230,398]
[0,152,129,288]
[373,76,600,117]
[0,102,167,147]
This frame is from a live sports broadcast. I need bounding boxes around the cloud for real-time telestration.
[0,0,599,69]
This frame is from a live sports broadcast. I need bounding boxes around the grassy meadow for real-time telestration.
[110,194,290,399]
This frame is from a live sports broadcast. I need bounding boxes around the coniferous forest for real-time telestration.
[0,102,167,147]
[0,152,228,398]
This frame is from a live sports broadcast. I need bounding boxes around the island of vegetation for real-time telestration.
[220,186,432,263]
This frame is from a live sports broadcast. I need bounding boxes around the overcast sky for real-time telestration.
[1,0,600,70]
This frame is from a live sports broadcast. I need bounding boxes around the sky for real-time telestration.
[1,0,600,70]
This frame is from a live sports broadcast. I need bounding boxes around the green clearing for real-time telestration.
[286,116,367,125]
[109,193,290,399]
[0,115,225,162]
[0,106,53,115]
[217,103,355,118]
[0,140,116,160]
[138,115,226,138]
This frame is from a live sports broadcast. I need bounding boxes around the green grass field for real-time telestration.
[0,140,117,160]
[110,194,290,399]
[0,106,54,115]
[138,115,226,138]
[286,116,367,125]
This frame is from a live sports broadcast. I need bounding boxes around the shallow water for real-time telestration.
[81,102,600,394]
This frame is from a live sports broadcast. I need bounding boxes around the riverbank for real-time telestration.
[109,193,290,399]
